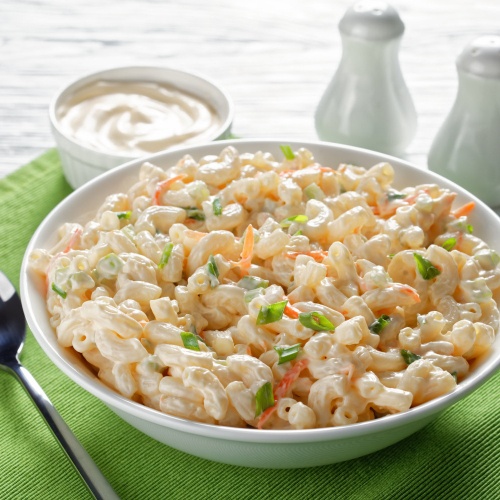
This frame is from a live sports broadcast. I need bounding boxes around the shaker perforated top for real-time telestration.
[339,1,404,41]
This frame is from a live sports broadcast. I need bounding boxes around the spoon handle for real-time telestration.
[7,361,119,500]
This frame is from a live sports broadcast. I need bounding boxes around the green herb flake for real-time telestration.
[96,253,124,279]
[401,349,421,365]
[387,192,407,202]
[184,207,206,221]
[212,198,222,216]
[280,144,295,160]
[244,288,265,303]
[304,183,325,201]
[280,214,309,228]
[413,253,441,280]
[116,210,132,220]
[180,331,201,351]
[255,381,275,417]
[237,276,269,290]
[158,243,174,270]
[442,237,457,251]
[207,255,220,287]
[51,282,67,299]
[256,300,288,325]
[273,344,301,365]
[467,224,474,234]
[369,314,391,334]
[293,230,303,236]
[298,311,335,331]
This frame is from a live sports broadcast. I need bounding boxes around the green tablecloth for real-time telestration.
[0,150,499,500]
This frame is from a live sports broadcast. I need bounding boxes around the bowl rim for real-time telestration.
[48,64,235,160]
[20,138,500,444]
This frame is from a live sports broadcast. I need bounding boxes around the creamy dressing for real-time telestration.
[56,80,221,156]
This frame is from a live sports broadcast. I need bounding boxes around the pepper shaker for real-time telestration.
[428,35,500,207]
[315,1,417,157]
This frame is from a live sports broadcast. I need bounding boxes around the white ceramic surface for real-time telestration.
[49,66,234,189]
[428,36,500,207]
[315,2,417,157]
[20,139,500,469]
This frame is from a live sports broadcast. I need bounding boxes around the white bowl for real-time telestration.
[20,139,500,468]
[49,66,234,189]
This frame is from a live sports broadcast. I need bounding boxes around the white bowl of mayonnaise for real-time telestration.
[49,66,234,189]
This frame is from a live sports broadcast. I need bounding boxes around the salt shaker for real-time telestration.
[428,36,500,207]
[315,1,417,156]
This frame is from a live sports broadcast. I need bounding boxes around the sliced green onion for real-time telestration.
[207,255,219,288]
[273,344,301,365]
[442,237,457,251]
[304,183,325,201]
[184,207,206,221]
[237,276,269,290]
[293,230,303,236]
[401,349,421,365]
[158,243,174,270]
[180,331,201,351]
[255,381,275,417]
[413,253,441,280]
[280,144,295,160]
[212,198,223,216]
[369,314,391,334]
[280,214,309,228]
[467,224,474,234]
[96,253,124,279]
[51,282,67,299]
[298,311,335,331]
[256,300,288,325]
[244,288,265,303]
[387,191,407,202]
[116,210,132,220]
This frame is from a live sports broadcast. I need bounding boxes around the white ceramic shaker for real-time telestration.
[315,1,417,157]
[428,35,500,207]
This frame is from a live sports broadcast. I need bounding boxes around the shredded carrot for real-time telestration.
[275,359,309,400]
[452,201,475,218]
[284,303,300,319]
[63,227,82,253]
[230,225,254,275]
[153,174,187,205]
[256,404,276,429]
[285,251,328,262]
[257,359,309,429]
[399,284,421,303]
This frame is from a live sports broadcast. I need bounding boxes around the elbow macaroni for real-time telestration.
[30,146,499,430]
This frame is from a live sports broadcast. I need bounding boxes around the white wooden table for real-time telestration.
[2,0,499,178]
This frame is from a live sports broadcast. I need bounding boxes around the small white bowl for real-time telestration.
[49,66,234,189]
[20,139,500,468]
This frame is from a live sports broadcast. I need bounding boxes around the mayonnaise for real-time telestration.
[56,80,222,156]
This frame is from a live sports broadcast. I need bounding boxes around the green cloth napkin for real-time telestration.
[0,150,498,500]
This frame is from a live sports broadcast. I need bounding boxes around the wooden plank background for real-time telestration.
[1,0,499,176]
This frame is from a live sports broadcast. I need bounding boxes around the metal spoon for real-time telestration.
[0,271,119,500]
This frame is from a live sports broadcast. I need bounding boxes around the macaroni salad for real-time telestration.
[30,146,499,429]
